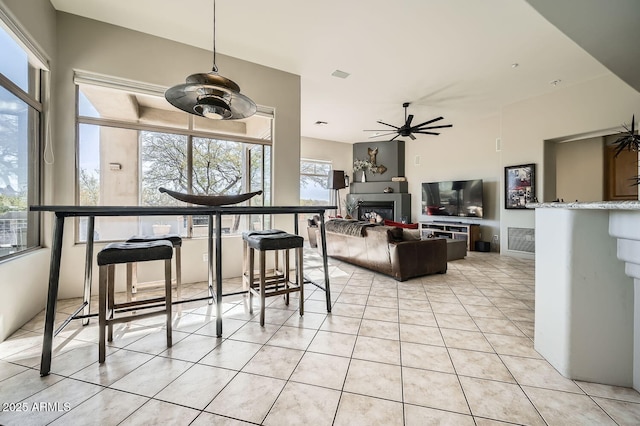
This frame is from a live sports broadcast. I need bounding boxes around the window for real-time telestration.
[0,23,45,260]
[76,76,273,241]
[300,159,331,207]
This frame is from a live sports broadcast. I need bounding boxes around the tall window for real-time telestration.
[76,76,273,241]
[300,159,331,206]
[0,23,45,260]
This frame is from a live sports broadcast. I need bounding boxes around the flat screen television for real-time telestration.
[422,179,484,218]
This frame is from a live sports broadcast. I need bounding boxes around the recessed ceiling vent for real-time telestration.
[331,70,350,79]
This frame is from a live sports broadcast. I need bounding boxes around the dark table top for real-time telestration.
[30,205,337,217]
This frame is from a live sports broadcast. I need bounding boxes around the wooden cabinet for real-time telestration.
[420,222,480,251]
[604,143,638,201]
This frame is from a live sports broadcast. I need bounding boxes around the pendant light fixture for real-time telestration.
[165,0,256,120]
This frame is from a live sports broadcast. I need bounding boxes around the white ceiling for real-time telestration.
[49,0,612,144]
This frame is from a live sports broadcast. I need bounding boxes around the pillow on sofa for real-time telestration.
[383,219,419,229]
[387,226,404,242]
[402,229,422,241]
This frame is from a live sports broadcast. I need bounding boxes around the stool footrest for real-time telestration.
[250,284,301,298]
[106,309,169,325]
[114,296,166,310]
[248,276,294,289]
[244,271,285,285]
[131,279,179,293]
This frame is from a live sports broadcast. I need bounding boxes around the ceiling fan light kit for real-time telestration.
[165,0,257,120]
[364,102,452,141]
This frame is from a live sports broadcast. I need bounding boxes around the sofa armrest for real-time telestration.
[389,238,447,281]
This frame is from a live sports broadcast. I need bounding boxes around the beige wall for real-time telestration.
[301,136,353,173]
[405,115,502,248]
[404,74,640,257]
[555,137,604,202]
[500,74,640,256]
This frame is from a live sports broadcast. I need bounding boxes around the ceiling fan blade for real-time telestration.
[409,133,416,140]
[368,131,398,139]
[376,120,400,129]
[414,131,440,135]
[416,124,453,130]
[406,114,414,127]
[363,129,395,132]
[412,117,443,129]
[389,134,400,141]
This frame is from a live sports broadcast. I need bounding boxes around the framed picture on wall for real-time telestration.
[505,164,535,209]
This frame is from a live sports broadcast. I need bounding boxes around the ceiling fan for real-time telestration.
[364,102,452,141]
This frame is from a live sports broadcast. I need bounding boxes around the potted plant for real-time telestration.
[344,197,359,219]
[612,115,640,184]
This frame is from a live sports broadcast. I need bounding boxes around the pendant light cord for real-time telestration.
[212,0,218,73]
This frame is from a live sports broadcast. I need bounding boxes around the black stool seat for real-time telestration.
[97,241,173,266]
[241,229,286,240]
[127,234,182,247]
[245,232,304,251]
[124,235,182,302]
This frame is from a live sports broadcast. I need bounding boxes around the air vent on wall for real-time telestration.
[508,227,535,253]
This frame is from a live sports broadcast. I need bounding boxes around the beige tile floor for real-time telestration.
[1,251,640,425]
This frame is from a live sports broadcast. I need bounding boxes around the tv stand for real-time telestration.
[420,222,480,251]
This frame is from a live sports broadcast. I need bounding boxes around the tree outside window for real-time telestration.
[300,159,331,206]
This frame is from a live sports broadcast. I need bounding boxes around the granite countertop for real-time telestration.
[527,201,640,210]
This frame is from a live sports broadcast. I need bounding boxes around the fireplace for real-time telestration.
[348,140,412,223]
[358,201,394,222]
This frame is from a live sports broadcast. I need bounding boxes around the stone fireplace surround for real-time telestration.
[346,140,412,223]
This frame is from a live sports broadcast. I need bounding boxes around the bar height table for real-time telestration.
[30,205,335,376]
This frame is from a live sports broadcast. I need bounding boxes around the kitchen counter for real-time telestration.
[530,202,640,390]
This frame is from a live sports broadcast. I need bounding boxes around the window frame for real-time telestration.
[0,13,48,262]
[74,76,274,242]
[300,158,332,206]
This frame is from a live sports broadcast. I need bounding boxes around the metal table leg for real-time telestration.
[82,217,95,325]
[319,214,332,312]
[294,213,299,285]
[207,214,215,305]
[40,214,65,376]
[215,213,223,337]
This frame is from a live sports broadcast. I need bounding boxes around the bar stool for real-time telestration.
[97,240,173,363]
[242,230,304,326]
[125,234,182,301]
[242,229,286,284]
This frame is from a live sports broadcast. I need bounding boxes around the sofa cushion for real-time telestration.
[387,226,404,242]
[383,219,419,229]
[402,229,422,241]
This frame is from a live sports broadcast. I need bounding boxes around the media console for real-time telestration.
[420,222,480,251]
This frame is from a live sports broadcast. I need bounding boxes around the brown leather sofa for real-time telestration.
[316,224,447,281]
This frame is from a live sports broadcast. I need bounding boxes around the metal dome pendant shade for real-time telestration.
[165,0,256,120]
